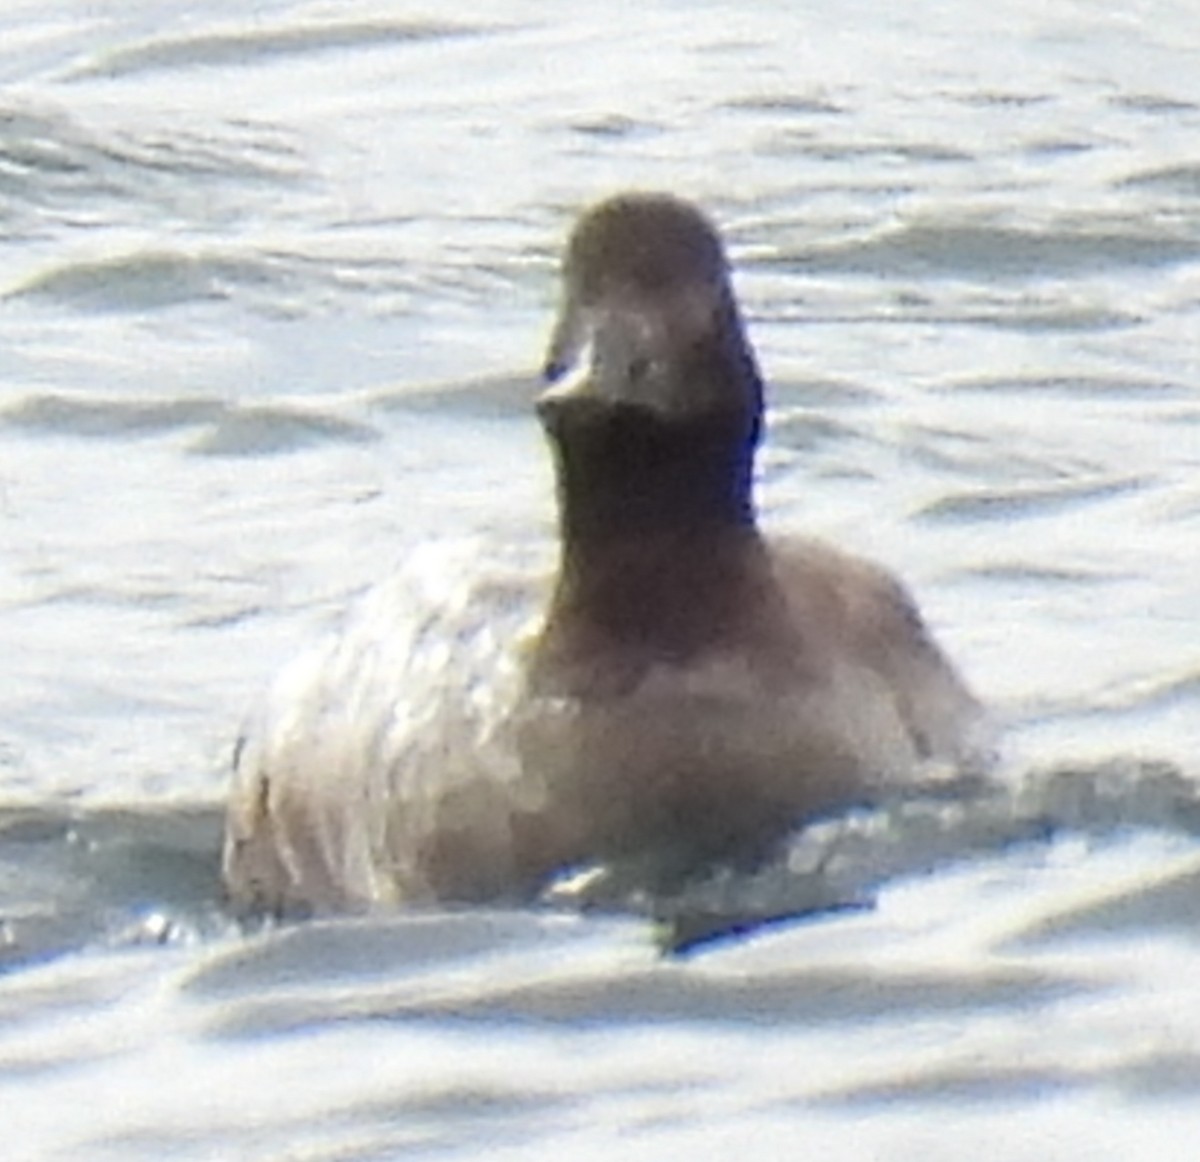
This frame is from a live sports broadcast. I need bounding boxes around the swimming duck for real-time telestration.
[223,191,985,915]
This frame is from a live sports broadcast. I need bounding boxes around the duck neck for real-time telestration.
[547,402,759,555]
[535,400,767,660]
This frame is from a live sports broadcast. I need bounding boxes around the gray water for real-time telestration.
[3,1,1200,1158]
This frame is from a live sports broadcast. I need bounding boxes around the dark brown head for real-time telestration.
[538,193,765,546]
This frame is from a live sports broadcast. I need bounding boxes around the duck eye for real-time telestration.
[629,354,651,383]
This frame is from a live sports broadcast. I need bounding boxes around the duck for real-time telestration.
[222,191,986,916]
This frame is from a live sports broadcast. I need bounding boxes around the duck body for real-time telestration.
[223,192,985,916]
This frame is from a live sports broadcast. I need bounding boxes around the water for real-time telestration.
[2,0,1200,1157]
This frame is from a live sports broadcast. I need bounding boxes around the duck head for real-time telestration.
[538,193,765,543]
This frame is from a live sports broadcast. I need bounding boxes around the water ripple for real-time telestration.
[778,221,1200,279]
[189,405,380,456]
[1117,162,1200,196]
[940,374,1192,401]
[0,391,381,453]
[918,475,1147,522]
[7,248,290,310]
[2,392,222,436]
[65,19,492,80]
[0,102,310,233]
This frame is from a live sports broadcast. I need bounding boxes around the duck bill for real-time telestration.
[542,289,592,386]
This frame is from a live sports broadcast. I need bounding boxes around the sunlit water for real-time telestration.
[2,1,1200,1158]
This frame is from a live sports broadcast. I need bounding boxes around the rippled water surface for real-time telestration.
[3,1,1200,1158]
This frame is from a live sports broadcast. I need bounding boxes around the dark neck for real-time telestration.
[532,397,767,667]
[544,401,760,554]
[540,293,765,554]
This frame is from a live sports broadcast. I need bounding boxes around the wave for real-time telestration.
[64,19,493,81]
[190,404,380,456]
[1,755,1195,973]
[1117,162,1200,196]
[918,475,1146,523]
[0,802,226,973]
[1080,667,1200,721]
[769,220,1200,280]
[940,374,1193,401]
[5,235,520,317]
[172,759,1200,1041]
[368,372,537,420]
[1,392,223,437]
[0,100,310,240]
[723,92,845,117]
[0,390,380,454]
[6,248,295,311]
